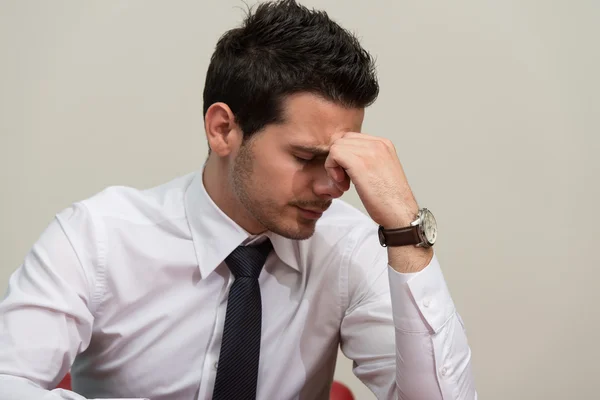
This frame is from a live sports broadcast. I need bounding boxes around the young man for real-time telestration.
[0,1,476,399]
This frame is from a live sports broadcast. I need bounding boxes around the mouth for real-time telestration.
[295,206,327,220]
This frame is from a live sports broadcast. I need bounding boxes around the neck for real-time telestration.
[202,156,266,235]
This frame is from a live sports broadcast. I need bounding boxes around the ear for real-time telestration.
[204,102,243,157]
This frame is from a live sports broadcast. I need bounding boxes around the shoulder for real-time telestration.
[52,172,196,255]
[78,172,195,225]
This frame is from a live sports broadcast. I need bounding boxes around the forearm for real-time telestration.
[392,312,476,399]
[388,256,477,400]
[0,374,150,400]
[0,374,85,400]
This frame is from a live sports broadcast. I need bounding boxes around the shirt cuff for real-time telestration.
[388,253,456,334]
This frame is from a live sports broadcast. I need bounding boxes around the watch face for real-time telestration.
[422,209,437,244]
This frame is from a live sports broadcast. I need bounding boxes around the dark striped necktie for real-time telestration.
[212,239,273,400]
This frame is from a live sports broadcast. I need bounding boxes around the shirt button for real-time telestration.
[423,297,432,308]
[440,366,448,377]
[214,362,218,370]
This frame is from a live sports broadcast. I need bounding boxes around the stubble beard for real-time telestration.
[231,145,317,240]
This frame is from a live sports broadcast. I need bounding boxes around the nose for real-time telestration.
[312,166,346,200]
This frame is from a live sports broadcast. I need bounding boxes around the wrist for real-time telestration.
[379,204,419,229]
[388,246,433,273]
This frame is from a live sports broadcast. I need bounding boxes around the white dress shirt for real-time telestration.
[0,170,476,400]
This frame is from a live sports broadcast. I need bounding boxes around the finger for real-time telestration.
[333,139,397,166]
[324,154,346,182]
[328,163,351,192]
[325,142,365,171]
[328,165,347,183]
[338,133,396,152]
[324,143,364,189]
[338,136,395,150]
[335,172,351,192]
[340,132,381,141]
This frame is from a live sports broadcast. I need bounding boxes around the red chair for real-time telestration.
[56,373,71,390]
[57,373,354,399]
[330,380,355,400]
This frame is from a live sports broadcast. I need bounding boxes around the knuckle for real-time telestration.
[329,143,340,155]
[381,137,393,148]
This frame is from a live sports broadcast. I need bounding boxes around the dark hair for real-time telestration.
[202,0,379,139]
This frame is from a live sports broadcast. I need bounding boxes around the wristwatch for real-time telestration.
[378,208,437,248]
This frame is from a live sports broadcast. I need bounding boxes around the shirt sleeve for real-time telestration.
[339,226,477,400]
[0,204,146,400]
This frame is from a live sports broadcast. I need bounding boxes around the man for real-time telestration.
[0,1,476,399]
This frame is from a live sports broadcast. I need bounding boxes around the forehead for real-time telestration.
[273,92,365,146]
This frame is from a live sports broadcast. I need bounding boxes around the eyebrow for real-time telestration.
[290,144,330,157]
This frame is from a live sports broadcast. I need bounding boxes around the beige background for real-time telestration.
[1,1,599,399]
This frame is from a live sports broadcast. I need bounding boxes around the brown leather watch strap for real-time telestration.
[379,225,421,247]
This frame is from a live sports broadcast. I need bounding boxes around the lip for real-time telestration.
[296,206,325,220]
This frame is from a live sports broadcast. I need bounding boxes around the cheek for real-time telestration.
[255,157,312,200]
[290,167,317,199]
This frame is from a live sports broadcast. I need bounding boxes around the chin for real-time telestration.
[267,218,317,241]
[287,229,316,241]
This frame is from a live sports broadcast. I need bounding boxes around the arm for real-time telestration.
[0,204,145,400]
[339,229,476,399]
[324,131,477,399]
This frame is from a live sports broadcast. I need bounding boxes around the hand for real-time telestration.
[325,132,434,273]
[324,132,418,229]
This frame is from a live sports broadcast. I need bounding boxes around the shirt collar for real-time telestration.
[184,170,301,279]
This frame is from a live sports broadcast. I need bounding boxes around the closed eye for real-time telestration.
[294,155,314,163]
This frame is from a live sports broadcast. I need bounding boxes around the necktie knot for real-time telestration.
[225,239,273,279]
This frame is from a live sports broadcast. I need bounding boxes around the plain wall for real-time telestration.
[1,1,598,399]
